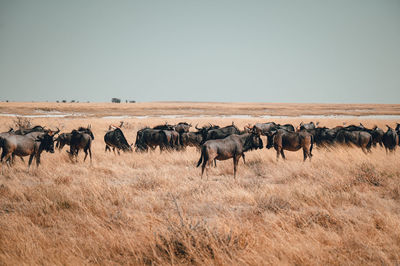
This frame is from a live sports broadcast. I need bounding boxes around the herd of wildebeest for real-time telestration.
[0,120,399,177]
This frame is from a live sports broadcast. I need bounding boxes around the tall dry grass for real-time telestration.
[0,113,400,265]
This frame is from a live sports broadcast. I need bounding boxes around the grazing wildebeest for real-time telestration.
[266,129,314,161]
[196,131,263,178]
[104,127,132,154]
[0,132,56,172]
[68,126,94,162]
[135,128,169,152]
[334,130,372,153]
[55,133,72,151]
[382,125,399,153]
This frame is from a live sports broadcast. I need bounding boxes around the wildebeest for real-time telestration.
[252,122,278,135]
[135,128,169,152]
[334,130,372,153]
[175,122,192,146]
[0,132,56,172]
[382,125,399,153]
[55,133,72,151]
[196,131,263,178]
[152,124,181,150]
[104,127,132,154]
[266,129,314,161]
[181,131,203,149]
[362,125,384,147]
[201,123,241,144]
[68,126,94,162]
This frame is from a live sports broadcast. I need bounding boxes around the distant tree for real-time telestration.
[56,100,59,103]
[71,100,75,103]
[129,100,136,103]
[111,98,121,103]
[62,100,66,103]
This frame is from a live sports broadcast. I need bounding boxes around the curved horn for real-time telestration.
[195,124,201,130]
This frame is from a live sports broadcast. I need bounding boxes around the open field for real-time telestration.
[1,102,400,265]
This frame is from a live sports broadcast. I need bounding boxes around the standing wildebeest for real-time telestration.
[135,128,169,152]
[0,132,56,172]
[201,123,241,144]
[68,126,94,162]
[252,122,278,135]
[266,129,314,161]
[334,130,372,153]
[55,133,72,151]
[181,131,203,149]
[382,125,399,153]
[361,125,384,147]
[104,127,132,154]
[175,122,192,147]
[196,131,263,178]
[396,123,400,146]
[153,124,181,150]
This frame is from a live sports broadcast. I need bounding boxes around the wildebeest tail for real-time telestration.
[310,135,314,156]
[196,146,206,167]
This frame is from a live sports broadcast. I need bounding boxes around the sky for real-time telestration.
[0,0,399,103]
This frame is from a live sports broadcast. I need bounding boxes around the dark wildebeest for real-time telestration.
[201,123,241,144]
[181,131,203,149]
[382,125,399,153]
[361,125,384,147]
[104,127,132,154]
[135,128,169,152]
[196,131,263,178]
[0,132,56,172]
[55,133,72,151]
[266,129,314,161]
[334,130,372,153]
[68,126,94,162]
[175,122,192,146]
[396,123,400,146]
[152,124,181,150]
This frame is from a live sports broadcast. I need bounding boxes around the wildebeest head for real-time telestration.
[396,123,400,132]
[175,122,191,133]
[36,133,55,153]
[266,130,277,149]
[244,130,263,150]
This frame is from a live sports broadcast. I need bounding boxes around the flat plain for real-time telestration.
[0,102,400,265]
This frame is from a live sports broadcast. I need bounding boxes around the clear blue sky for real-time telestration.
[1,0,399,103]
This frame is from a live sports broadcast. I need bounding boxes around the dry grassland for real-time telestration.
[0,103,400,265]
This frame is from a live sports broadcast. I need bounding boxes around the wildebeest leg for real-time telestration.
[83,149,88,162]
[213,159,217,167]
[275,147,280,161]
[35,154,41,167]
[117,149,120,155]
[27,154,34,170]
[88,148,92,163]
[233,155,240,179]
[105,145,110,152]
[280,149,286,160]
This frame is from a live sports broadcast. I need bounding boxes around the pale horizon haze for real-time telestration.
[0,0,399,103]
